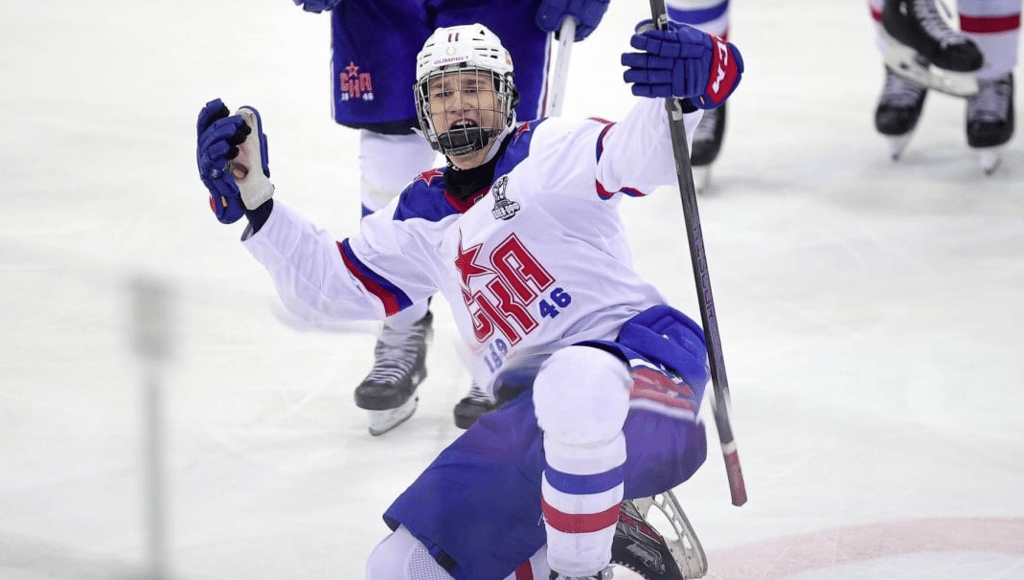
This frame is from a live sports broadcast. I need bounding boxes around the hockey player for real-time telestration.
[195,18,742,580]
[287,0,612,434]
[870,0,1019,172]
[667,0,733,192]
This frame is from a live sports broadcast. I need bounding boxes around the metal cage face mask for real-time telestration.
[413,23,518,156]
[415,67,517,157]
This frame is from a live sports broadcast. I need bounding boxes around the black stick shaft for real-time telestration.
[648,0,746,506]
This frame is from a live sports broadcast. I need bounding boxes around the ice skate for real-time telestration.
[452,381,496,429]
[881,0,982,97]
[612,494,707,580]
[875,66,928,159]
[690,103,726,194]
[355,311,432,436]
[966,73,1014,174]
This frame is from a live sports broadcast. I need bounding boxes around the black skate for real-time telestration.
[875,66,929,159]
[355,311,432,435]
[690,103,726,194]
[611,496,706,580]
[966,73,1014,174]
[881,0,982,96]
[452,381,496,429]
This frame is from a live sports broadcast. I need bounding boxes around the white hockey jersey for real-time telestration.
[243,98,701,395]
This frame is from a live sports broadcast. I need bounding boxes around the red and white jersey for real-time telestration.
[244,98,702,393]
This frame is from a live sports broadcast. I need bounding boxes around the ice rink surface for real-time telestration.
[1,1,1021,579]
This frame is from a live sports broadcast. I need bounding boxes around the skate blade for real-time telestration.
[882,33,979,97]
[886,134,913,160]
[977,148,1003,175]
[367,396,418,436]
[692,165,712,195]
[633,492,708,579]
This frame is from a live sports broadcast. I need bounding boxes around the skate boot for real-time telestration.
[875,66,929,159]
[452,382,496,429]
[966,73,1014,174]
[355,311,432,436]
[690,102,726,194]
[623,494,708,579]
[881,0,983,96]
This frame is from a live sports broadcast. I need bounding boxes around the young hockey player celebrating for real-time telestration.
[870,0,1019,172]
[195,18,741,580]
[288,0,612,434]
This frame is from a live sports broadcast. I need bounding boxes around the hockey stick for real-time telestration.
[546,18,576,116]
[648,0,747,506]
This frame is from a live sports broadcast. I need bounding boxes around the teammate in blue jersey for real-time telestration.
[196,17,741,580]
[289,0,612,435]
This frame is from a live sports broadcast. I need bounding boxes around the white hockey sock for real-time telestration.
[533,346,631,577]
[958,0,1021,79]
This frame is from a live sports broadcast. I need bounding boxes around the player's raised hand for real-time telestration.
[291,0,341,14]
[621,20,743,109]
[197,98,249,224]
[535,0,610,41]
[196,100,274,223]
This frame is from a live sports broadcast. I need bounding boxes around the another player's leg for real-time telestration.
[960,2,1020,173]
[967,72,1015,172]
[356,305,433,436]
[879,0,983,95]
[357,132,497,432]
[875,66,929,159]
[453,381,496,429]
[667,0,731,193]
[355,131,438,436]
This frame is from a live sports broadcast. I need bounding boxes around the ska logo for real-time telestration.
[340,61,374,102]
[490,175,520,220]
[456,231,575,372]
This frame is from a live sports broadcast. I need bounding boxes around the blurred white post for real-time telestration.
[130,276,176,580]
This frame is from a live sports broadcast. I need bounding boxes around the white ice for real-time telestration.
[0,1,1022,579]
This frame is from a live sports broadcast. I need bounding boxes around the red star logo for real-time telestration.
[454,234,492,288]
[416,168,444,185]
[514,121,532,141]
[345,61,360,77]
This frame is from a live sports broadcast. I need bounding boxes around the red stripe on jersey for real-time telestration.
[541,498,620,533]
[596,180,616,200]
[337,242,401,316]
[631,367,698,411]
[960,13,1021,33]
[514,560,535,580]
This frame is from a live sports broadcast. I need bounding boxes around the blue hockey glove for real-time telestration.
[196,100,274,223]
[291,0,341,14]
[535,0,610,41]
[197,99,248,224]
[621,20,743,109]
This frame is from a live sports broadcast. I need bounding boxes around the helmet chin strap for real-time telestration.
[437,127,495,157]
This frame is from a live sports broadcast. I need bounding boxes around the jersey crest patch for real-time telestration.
[490,175,520,220]
[340,61,374,102]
